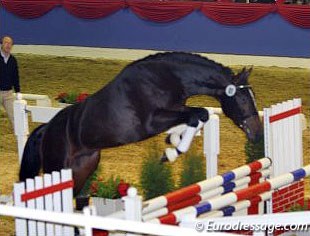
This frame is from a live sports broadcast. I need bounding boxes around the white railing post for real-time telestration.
[123,187,142,236]
[13,182,27,236]
[14,99,29,163]
[124,187,142,221]
[26,178,37,235]
[293,98,303,170]
[52,171,63,235]
[83,207,94,236]
[35,176,45,235]
[61,169,74,236]
[43,173,55,236]
[204,114,220,178]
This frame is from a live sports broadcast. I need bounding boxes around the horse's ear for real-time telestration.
[234,67,252,85]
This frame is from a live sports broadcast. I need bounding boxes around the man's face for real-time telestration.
[1,37,13,54]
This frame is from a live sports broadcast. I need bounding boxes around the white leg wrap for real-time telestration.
[166,124,187,135]
[170,133,181,146]
[165,148,179,162]
[177,120,204,153]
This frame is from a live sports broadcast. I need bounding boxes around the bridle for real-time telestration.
[224,84,258,131]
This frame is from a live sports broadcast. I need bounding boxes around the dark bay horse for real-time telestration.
[19,52,263,194]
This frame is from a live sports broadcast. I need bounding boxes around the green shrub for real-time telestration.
[140,147,175,200]
[244,136,265,163]
[180,150,205,188]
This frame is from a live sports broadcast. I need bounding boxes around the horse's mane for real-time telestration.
[130,52,233,78]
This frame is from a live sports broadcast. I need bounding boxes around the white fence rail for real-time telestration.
[180,211,310,236]
[13,93,52,107]
[0,205,230,236]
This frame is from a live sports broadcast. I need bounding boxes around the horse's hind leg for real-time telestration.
[71,150,101,196]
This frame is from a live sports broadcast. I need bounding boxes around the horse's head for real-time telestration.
[218,67,263,143]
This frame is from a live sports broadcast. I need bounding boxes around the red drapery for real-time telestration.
[128,0,201,23]
[0,0,309,28]
[63,0,125,19]
[277,4,310,28]
[201,3,276,25]
[1,0,61,19]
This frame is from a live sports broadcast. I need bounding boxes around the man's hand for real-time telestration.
[16,92,22,100]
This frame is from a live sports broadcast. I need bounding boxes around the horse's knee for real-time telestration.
[188,108,209,124]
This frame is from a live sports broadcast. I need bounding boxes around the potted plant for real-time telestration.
[90,174,130,216]
[55,92,89,107]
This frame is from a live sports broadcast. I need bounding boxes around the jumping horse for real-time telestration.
[19,52,263,195]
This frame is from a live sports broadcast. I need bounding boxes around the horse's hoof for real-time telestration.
[165,135,172,145]
[160,148,179,164]
[160,155,169,163]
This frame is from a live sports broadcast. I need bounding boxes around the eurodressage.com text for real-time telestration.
[195,221,310,234]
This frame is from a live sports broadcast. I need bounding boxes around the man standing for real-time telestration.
[0,36,21,126]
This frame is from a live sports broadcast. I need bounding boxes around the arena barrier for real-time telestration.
[13,96,62,162]
[1,178,223,236]
[177,164,310,236]
[13,169,74,236]
[264,98,303,177]
[2,164,308,236]
[263,98,305,214]
[122,165,310,228]
[13,93,52,107]
[142,158,272,222]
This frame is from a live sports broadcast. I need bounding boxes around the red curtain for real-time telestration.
[63,0,125,19]
[0,0,309,28]
[128,0,202,23]
[1,0,61,19]
[201,3,275,25]
[277,4,310,29]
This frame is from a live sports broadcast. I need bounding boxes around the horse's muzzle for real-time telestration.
[242,115,263,143]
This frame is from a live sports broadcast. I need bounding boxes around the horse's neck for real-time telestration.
[181,70,229,99]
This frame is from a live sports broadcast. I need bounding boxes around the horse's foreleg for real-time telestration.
[166,121,203,147]
[71,150,101,196]
[166,124,187,146]
[161,107,209,162]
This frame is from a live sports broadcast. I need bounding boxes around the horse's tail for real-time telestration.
[19,124,47,181]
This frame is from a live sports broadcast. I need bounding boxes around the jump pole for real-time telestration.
[151,165,310,225]
[143,158,271,214]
